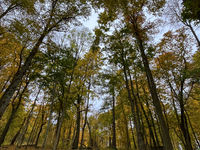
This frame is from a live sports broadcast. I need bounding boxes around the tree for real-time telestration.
[165,0,200,47]
[155,28,196,150]
[0,0,91,119]
[92,0,174,149]
[182,0,200,23]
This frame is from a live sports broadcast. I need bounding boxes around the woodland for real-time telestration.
[0,0,200,150]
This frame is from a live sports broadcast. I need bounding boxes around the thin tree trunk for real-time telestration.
[188,24,200,48]
[26,105,41,147]
[72,95,81,149]
[41,82,56,150]
[120,42,146,150]
[34,123,45,148]
[16,89,40,148]
[0,3,19,19]
[31,123,40,145]
[130,120,137,150]
[1,75,12,93]
[180,80,193,150]
[87,120,93,147]
[66,124,72,147]
[80,94,90,150]
[35,106,46,148]
[52,52,78,150]
[142,88,161,147]
[54,111,60,142]
[185,110,200,148]
[112,86,117,150]
[71,124,76,147]
[121,98,130,149]
[10,117,26,145]
[62,126,66,147]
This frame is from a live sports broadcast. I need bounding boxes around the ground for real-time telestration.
[0,145,69,150]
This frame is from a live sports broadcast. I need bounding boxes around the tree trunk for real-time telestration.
[52,54,78,150]
[188,24,200,48]
[62,126,66,147]
[0,3,19,19]
[71,124,76,147]
[10,117,26,145]
[87,120,93,147]
[109,129,112,147]
[135,29,173,150]
[112,87,117,150]
[185,110,200,148]
[180,107,193,150]
[34,123,44,148]
[41,85,55,149]
[0,79,29,146]
[54,111,60,142]
[130,120,137,150]
[80,93,90,150]
[0,33,47,120]
[35,107,45,148]
[121,98,130,149]
[72,95,81,149]
[142,88,161,147]
[66,124,72,147]
[179,80,193,150]
[120,43,146,150]
[16,89,40,148]
[0,107,16,146]
[26,105,41,147]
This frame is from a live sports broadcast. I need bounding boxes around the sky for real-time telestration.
[81,9,99,33]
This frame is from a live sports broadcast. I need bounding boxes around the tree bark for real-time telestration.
[185,110,200,148]
[130,15,173,149]
[52,51,78,150]
[66,124,72,147]
[0,80,29,146]
[130,120,137,150]
[178,79,193,150]
[122,103,131,149]
[142,88,161,147]
[26,105,41,147]
[41,81,56,150]
[34,124,43,148]
[87,120,93,147]
[0,33,47,120]
[120,42,146,150]
[16,89,40,148]
[112,86,117,150]
[35,105,46,148]
[187,24,200,48]
[10,117,26,145]
[72,95,81,149]
[80,91,90,150]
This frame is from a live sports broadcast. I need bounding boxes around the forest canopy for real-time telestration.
[0,0,200,150]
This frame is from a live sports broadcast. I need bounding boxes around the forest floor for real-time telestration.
[0,146,128,150]
[0,145,73,150]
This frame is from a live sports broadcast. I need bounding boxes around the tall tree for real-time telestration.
[0,0,91,119]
